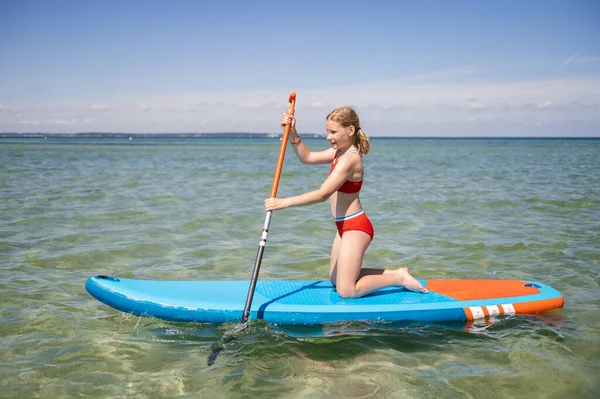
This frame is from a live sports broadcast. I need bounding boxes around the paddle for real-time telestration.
[207,92,296,366]
[242,91,296,322]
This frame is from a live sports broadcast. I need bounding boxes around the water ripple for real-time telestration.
[1,137,599,398]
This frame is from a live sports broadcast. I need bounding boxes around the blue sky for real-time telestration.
[1,0,598,136]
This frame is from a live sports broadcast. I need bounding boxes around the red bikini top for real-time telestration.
[329,150,363,194]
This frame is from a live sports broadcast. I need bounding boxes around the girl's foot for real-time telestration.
[394,268,428,293]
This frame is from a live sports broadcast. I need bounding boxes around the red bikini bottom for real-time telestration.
[333,210,374,240]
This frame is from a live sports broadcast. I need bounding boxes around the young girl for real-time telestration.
[264,106,428,298]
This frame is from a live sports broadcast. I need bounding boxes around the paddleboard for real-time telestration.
[85,276,564,325]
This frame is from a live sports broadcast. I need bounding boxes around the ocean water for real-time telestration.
[1,137,599,398]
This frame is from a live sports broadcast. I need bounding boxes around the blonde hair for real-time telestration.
[326,106,371,155]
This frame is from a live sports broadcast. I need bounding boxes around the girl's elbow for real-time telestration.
[316,191,332,202]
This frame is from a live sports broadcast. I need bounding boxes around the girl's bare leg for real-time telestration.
[358,267,428,294]
[329,232,342,285]
[332,232,428,298]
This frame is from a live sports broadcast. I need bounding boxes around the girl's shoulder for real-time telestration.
[337,148,361,161]
[334,149,362,171]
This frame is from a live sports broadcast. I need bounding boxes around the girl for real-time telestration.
[264,106,428,298]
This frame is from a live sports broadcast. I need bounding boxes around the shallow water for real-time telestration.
[1,137,599,398]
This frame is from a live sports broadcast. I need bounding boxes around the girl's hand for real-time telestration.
[264,197,288,211]
[280,114,296,131]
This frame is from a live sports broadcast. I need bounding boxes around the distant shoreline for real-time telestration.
[0,132,598,139]
[0,132,287,139]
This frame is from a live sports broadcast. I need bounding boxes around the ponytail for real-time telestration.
[326,106,372,155]
[354,128,371,155]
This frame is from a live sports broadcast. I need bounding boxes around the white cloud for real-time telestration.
[3,68,599,136]
[536,101,554,109]
[468,99,485,109]
[17,118,91,126]
[53,119,79,125]
[562,55,600,66]
[560,53,579,67]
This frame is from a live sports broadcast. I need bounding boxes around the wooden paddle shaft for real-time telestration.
[242,93,296,323]
[270,94,296,197]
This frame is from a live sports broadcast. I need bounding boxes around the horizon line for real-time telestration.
[1,132,599,139]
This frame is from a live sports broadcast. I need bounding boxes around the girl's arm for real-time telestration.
[283,115,334,165]
[264,154,355,211]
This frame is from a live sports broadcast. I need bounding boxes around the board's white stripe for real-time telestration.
[501,303,516,315]
[469,306,486,320]
[486,305,500,317]
[466,303,516,321]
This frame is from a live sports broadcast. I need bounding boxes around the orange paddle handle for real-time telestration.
[270,92,296,198]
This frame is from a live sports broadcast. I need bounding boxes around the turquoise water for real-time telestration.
[1,137,599,398]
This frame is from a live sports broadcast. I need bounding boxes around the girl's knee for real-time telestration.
[336,285,359,299]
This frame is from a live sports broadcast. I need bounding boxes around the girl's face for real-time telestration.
[326,120,354,150]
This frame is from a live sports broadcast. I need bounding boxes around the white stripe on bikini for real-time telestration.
[334,209,364,222]
[338,149,359,158]
[334,149,359,163]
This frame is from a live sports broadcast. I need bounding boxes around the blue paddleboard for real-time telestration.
[85,276,564,325]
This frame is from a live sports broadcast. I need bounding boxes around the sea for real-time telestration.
[1,136,599,398]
